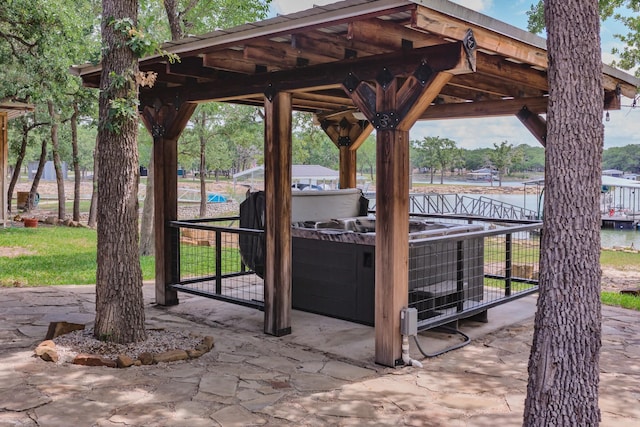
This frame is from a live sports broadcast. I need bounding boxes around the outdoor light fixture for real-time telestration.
[605,111,610,122]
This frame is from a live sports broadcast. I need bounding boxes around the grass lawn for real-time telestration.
[0,226,154,286]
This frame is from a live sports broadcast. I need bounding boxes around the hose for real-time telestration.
[413,325,471,358]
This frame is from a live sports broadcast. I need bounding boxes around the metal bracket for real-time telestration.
[343,72,360,93]
[413,61,433,86]
[463,29,477,71]
[264,83,277,102]
[151,123,166,138]
[376,67,395,91]
[371,111,399,130]
[338,136,351,147]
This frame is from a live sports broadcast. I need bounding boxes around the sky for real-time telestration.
[269,0,640,149]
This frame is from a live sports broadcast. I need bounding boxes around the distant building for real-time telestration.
[602,169,624,178]
[467,167,498,181]
[28,161,68,181]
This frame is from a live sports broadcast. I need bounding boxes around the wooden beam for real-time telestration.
[167,56,218,79]
[476,52,548,92]
[347,18,442,51]
[147,41,474,104]
[450,73,544,99]
[397,72,453,130]
[421,96,549,120]
[0,113,7,227]
[292,30,387,58]
[203,49,272,74]
[244,39,336,69]
[263,91,292,337]
[140,101,197,306]
[412,6,548,69]
[516,105,547,147]
[319,113,373,188]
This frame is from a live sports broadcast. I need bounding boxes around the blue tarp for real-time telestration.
[207,193,227,203]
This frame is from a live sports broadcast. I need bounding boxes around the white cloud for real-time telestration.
[450,0,493,12]
[271,0,335,15]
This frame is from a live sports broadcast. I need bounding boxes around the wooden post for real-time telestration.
[0,112,7,228]
[263,90,293,336]
[344,64,460,367]
[339,146,358,188]
[141,101,197,306]
[319,114,372,188]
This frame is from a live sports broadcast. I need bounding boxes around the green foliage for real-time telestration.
[107,16,179,62]
[602,144,640,172]
[528,0,640,77]
[411,136,459,183]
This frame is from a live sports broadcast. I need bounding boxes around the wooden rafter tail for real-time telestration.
[517,105,547,147]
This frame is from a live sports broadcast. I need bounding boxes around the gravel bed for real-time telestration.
[53,328,204,364]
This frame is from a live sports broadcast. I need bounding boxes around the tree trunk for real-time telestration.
[94,0,146,344]
[138,154,155,256]
[28,138,47,211]
[88,136,99,227]
[71,101,81,222]
[162,0,184,40]
[7,118,30,213]
[523,1,603,425]
[48,101,66,221]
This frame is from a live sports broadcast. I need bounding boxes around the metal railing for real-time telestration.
[169,215,541,332]
[365,193,537,221]
[169,217,265,310]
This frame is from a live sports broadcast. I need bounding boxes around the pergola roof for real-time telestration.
[0,100,35,120]
[71,0,639,121]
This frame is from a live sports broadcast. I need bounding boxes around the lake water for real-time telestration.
[458,192,640,249]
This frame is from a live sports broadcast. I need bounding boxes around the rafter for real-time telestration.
[412,6,548,68]
[145,40,474,104]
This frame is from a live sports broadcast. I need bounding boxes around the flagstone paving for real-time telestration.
[1,285,639,426]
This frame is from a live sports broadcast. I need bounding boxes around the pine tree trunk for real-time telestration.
[94,0,146,344]
[71,102,81,222]
[523,0,603,425]
[48,101,66,221]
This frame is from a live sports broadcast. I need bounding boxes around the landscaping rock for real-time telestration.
[138,352,154,365]
[186,348,205,359]
[153,350,189,364]
[116,354,136,368]
[35,341,59,363]
[202,336,215,351]
[45,321,85,340]
[73,353,117,368]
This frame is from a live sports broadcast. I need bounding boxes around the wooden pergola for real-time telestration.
[71,0,640,367]
[1,100,35,227]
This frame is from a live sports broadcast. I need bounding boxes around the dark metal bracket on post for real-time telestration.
[264,83,277,102]
[463,29,477,72]
[371,111,399,130]
[338,136,351,147]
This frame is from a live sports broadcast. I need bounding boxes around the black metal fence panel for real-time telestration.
[169,216,541,331]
